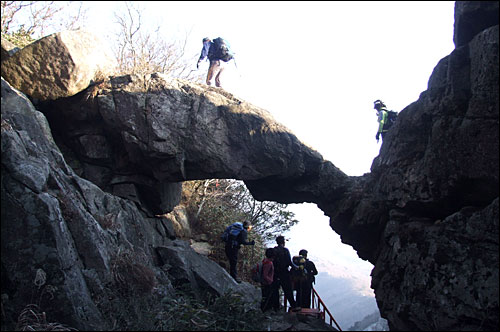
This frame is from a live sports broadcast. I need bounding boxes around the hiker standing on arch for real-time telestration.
[294,249,318,308]
[270,236,301,312]
[374,99,398,143]
[221,221,255,283]
[197,37,234,88]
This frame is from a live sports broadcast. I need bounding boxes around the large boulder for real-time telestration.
[156,240,259,303]
[1,29,115,100]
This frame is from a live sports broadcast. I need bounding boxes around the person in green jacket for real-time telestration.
[374,99,390,142]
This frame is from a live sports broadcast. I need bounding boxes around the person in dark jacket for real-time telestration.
[224,221,255,283]
[295,249,318,308]
[270,236,301,312]
[197,37,225,87]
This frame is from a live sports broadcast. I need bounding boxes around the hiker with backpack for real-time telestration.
[270,236,301,312]
[294,249,318,308]
[197,37,234,88]
[221,221,255,283]
[374,99,398,142]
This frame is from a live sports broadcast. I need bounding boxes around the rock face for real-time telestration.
[1,29,115,100]
[324,2,499,330]
[1,2,498,331]
[39,73,350,216]
[1,77,259,330]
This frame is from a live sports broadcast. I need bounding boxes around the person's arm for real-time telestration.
[239,230,255,245]
[286,249,298,269]
[310,261,318,275]
[198,41,211,63]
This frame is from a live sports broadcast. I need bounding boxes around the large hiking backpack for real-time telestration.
[251,261,263,284]
[384,110,398,130]
[273,246,289,273]
[208,37,234,62]
[291,255,308,285]
[221,222,243,247]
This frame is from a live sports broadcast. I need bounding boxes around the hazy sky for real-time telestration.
[84,0,456,299]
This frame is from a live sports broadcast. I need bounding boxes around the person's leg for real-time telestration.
[214,61,224,87]
[230,248,239,280]
[206,60,217,85]
[301,282,312,308]
[281,273,298,309]
[270,280,280,310]
[295,280,301,306]
[261,285,272,312]
[225,246,238,280]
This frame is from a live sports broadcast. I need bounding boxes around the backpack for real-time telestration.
[251,261,263,283]
[221,222,243,247]
[291,255,308,282]
[273,246,289,273]
[208,37,234,62]
[384,110,398,130]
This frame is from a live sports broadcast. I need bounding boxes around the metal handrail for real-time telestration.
[282,286,342,331]
[312,286,342,331]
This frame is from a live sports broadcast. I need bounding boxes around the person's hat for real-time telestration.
[374,100,386,109]
[243,221,251,229]
[202,37,210,42]
[299,249,308,256]
[276,236,285,244]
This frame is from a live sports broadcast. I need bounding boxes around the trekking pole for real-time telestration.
[233,58,241,78]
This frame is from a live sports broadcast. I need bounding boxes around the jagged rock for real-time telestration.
[453,1,499,47]
[372,199,499,331]
[1,29,115,100]
[156,240,258,303]
[165,204,192,238]
[190,240,213,256]
[2,77,258,330]
[325,3,499,330]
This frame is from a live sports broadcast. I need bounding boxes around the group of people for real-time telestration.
[259,236,318,312]
[222,221,317,313]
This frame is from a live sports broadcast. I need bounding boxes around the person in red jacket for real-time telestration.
[260,248,275,312]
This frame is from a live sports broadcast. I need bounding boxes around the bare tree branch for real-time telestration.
[1,1,88,40]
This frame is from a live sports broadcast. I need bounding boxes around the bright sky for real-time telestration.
[84,1,456,296]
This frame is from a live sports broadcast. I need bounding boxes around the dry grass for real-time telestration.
[15,304,78,331]
[111,249,157,294]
